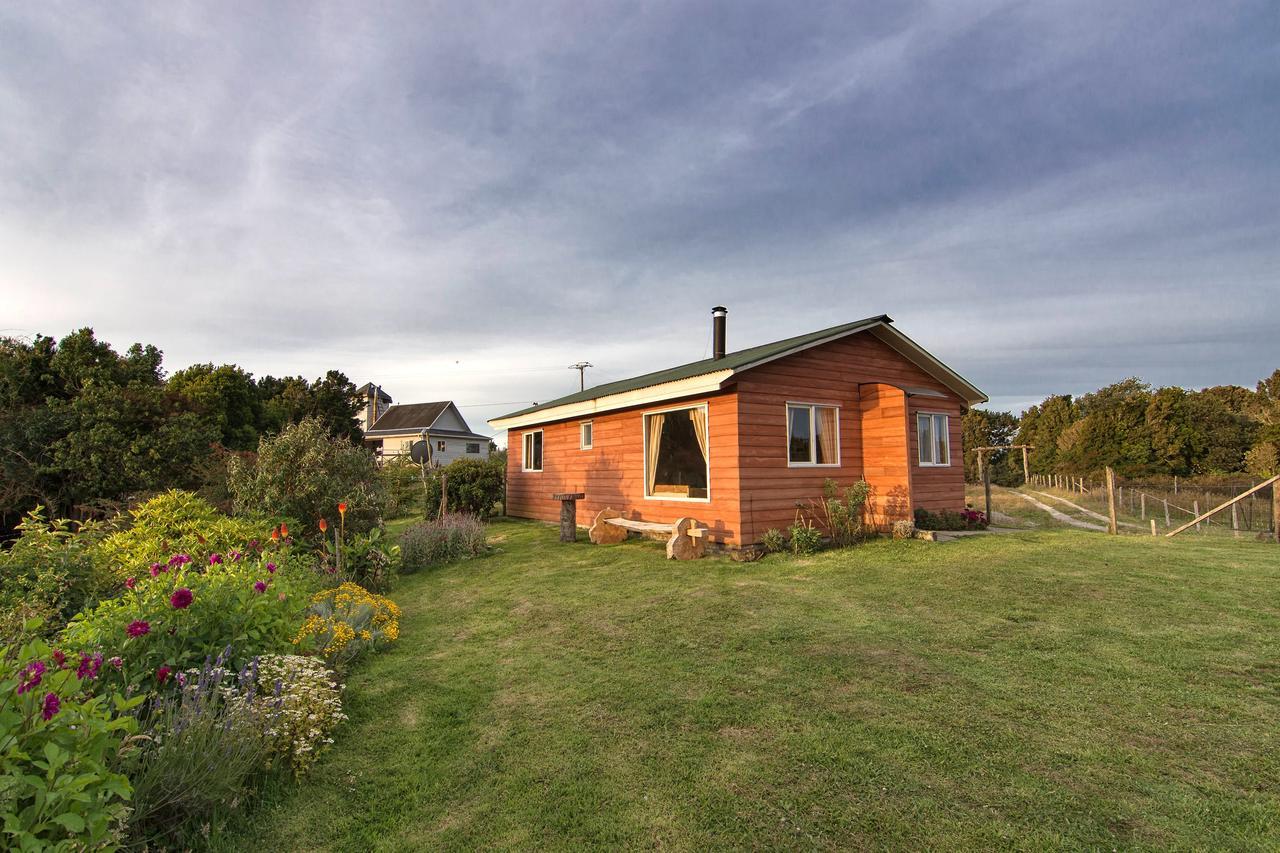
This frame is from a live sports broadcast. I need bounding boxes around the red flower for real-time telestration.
[125,577,137,590]
[318,518,329,533]
[279,522,289,539]
[270,527,280,542]
[170,588,193,609]
[127,620,151,638]
[156,666,171,684]
[41,692,60,721]
[51,650,66,669]
[338,502,347,516]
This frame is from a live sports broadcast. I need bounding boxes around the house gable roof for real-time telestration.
[355,383,393,402]
[488,315,987,431]
[366,401,451,434]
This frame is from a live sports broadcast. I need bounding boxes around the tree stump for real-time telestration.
[666,517,707,560]
[589,507,627,544]
[552,493,585,543]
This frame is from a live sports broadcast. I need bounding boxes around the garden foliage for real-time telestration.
[293,583,401,666]
[253,655,348,776]
[399,514,488,573]
[0,509,108,639]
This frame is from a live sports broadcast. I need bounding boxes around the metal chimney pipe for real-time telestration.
[712,306,727,359]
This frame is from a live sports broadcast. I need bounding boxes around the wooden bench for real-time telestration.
[588,507,708,560]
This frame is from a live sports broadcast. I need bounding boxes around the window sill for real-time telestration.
[643,494,711,503]
[918,462,951,468]
[787,462,842,468]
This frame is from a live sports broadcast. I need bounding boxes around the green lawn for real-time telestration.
[218,520,1280,850]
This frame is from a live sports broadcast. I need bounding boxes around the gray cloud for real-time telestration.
[1,1,1277,439]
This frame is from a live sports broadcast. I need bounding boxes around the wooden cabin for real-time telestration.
[489,309,986,549]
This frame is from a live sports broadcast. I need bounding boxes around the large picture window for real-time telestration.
[643,405,709,500]
[917,413,950,466]
[522,430,543,472]
[787,403,840,466]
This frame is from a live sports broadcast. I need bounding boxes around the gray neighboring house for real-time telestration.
[356,385,490,464]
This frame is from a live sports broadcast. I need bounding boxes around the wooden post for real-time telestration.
[1140,492,1146,520]
[1231,502,1240,538]
[1174,476,1179,495]
[439,472,448,520]
[1022,446,1030,484]
[983,459,992,524]
[1163,498,1170,527]
[553,492,586,543]
[1273,486,1280,544]
[1105,467,1118,535]
[1150,519,1156,537]
[1117,485,1123,508]
[1193,500,1200,533]
[1165,475,1280,538]
[977,449,985,487]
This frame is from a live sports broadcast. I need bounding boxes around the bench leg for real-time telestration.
[666,517,707,560]
[589,507,627,544]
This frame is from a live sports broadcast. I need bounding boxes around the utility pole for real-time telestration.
[569,361,593,391]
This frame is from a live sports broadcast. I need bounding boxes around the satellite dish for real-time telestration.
[409,440,431,464]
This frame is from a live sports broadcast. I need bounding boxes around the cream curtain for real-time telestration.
[690,407,709,466]
[816,407,838,464]
[645,413,665,494]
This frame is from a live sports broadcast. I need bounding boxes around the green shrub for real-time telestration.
[377,455,427,518]
[229,417,386,538]
[788,519,823,556]
[818,479,871,547]
[120,654,269,846]
[336,528,399,593]
[0,509,108,639]
[0,632,140,850]
[913,507,988,531]
[759,528,786,554]
[421,457,505,519]
[399,514,488,573]
[253,654,347,776]
[95,490,271,582]
[293,583,401,667]
[61,547,320,690]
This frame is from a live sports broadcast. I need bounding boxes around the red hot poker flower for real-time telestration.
[318,518,329,533]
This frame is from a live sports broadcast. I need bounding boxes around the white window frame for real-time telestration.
[436,440,447,453]
[917,412,951,467]
[785,402,841,468]
[466,442,481,454]
[580,421,593,450]
[642,402,711,503]
[521,429,544,472]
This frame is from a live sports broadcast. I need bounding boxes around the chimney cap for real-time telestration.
[711,305,727,315]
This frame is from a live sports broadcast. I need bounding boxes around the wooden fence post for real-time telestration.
[1273,486,1279,544]
[1193,499,1200,533]
[1140,492,1146,520]
[439,472,448,521]
[1174,475,1179,495]
[1150,519,1156,536]
[1118,485,1123,508]
[1105,467,1118,535]
[983,459,992,524]
[1163,498,1170,527]
[1231,502,1240,538]
[1022,446,1030,484]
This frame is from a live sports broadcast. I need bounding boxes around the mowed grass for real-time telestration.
[217,520,1280,851]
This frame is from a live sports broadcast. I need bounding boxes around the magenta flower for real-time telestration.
[229,550,242,562]
[208,553,223,566]
[156,665,171,685]
[168,554,190,568]
[51,650,66,669]
[125,576,137,590]
[109,656,123,669]
[253,580,268,594]
[265,562,277,574]
[126,620,151,638]
[41,692,60,721]
[76,653,102,681]
[149,562,166,575]
[16,661,45,695]
[176,672,187,687]
[170,588,193,609]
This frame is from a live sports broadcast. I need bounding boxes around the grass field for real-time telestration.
[217,519,1280,850]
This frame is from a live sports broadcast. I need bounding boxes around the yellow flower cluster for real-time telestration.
[292,582,400,662]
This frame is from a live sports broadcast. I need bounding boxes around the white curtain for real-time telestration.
[689,407,709,466]
[816,407,838,464]
[645,413,665,494]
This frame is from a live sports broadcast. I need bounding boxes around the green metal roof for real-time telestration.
[496,315,891,422]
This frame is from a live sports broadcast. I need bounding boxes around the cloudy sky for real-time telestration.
[2,1,1277,441]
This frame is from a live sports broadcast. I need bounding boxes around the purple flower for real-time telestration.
[150,565,162,577]
[265,562,277,574]
[253,580,268,594]
[51,650,66,669]
[156,666,171,685]
[229,550,243,562]
[208,553,223,566]
[76,653,103,681]
[175,672,187,687]
[170,588,194,609]
[109,656,123,669]
[150,562,166,575]
[127,620,151,638]
[168,554,190,568]
[16,661,45,695]
[41,692,60,721]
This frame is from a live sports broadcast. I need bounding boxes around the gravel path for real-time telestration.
[1007,490,1107,531]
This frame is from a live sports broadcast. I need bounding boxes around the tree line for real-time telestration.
[0,328,364,527]
[963,371,1280,485]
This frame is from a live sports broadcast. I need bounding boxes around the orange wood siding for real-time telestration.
[857,383,913,529]
[906,398,967,513]
[504,393,742,544]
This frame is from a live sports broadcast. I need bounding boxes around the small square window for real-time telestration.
[522,430,543,472]
[917,413,950,466]
[786,403,840,466]
[436,440,447,452]
[466,442,481,454]
[580,421,593,450]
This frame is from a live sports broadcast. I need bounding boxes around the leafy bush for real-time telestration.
[421,457,505,519]
[788,519,823,555]
[913,507,988,531]
[253,654,347,776]
[759,528,786,554]
[121,654,269,846]
[377,455,427,518]
[399,514,488,573]
[0,509,108,639]
[293,583,401,666]
[0,632,140,850]
[337,528,399,593]
[228,417,386,538]
[95,490,270,582]
[61,547,320,690]
[817,479,871,547]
